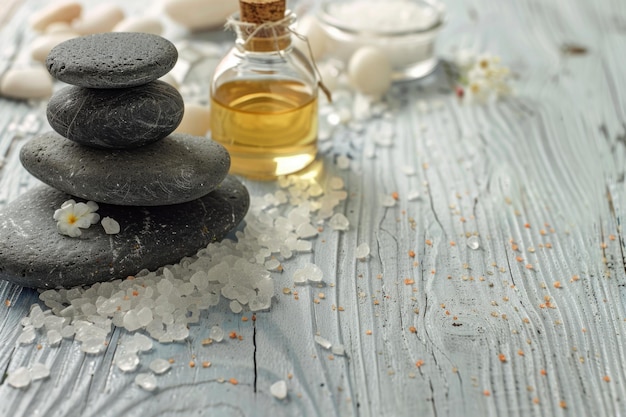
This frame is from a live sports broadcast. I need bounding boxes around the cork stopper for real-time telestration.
[237,0,290,52]
[239,0,286,24]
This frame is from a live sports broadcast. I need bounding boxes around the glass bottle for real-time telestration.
[210,10,319,180]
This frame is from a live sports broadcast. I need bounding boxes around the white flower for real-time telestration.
[455,50,513,104]
[101,217,121,235]
[53,200,100,237]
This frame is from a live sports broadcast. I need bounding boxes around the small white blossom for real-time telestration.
[53,200,100,237]
[101,217,120,235]
[455,50,512,104]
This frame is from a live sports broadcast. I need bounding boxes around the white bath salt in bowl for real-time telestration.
[318,0,445,81]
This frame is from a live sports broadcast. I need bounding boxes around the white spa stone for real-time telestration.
[29,1,82,32]
[163,0,239,31]
[30,32,78,63]
[72,4,124,35]
[44,22,75,35]
[0,67,53,100]
[113,16,164,35]
[348,46,392,98]
[174,103,211,136]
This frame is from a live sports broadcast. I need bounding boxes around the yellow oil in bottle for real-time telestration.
[210,79,318,179]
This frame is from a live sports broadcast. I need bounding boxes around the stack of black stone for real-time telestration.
[0,32,249,290]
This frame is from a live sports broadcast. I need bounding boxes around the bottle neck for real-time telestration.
[230,12,295,53]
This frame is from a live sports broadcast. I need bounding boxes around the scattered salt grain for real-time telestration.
[314,335,332,349]
[135,373,157,391]
[293,263,324,284]
[467,236,481,250]
[329,177,344,190]
[7,367,31,388]
[17,326,36,345]
[46,329,62,346]
[149,358,171,374]
[356,243,370,260]
[381,195,396,207]
[270,380,288,400]
[408,190,421,201]
[116,352,140,372]
[296,223,318,239]
[209,326,224,342]
[29,363,50,381]
[329,213,350,231]
[402,166,416,176]
[336,155,351,170]
[101,217,120,234]
[230,300,243,314]
[331,344,345,356]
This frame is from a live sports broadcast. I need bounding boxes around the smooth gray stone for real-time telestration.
[46,33,177,88]
[47,81,184,149]
[20,132,230,206]
[0,178,248,289]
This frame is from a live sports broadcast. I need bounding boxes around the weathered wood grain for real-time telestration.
[0,0,625,416]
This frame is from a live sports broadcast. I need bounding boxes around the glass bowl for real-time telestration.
[317,0,445,81]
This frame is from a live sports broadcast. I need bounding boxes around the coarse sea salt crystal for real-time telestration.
[382,195,396,207]
[47,329,62,346]
[314,335,332,349]
[329,213,350,231]
[116,353,140,372]
[149,358,171,374]
[467,236,481,250]
[30,363,50,381]
[293,263,323,284]
[331,344,346,356]
[135,373,157,391]
[210,325,224,342]
[17,326,36,345]
[270,380,288,400]
[408,190,421,201]
[336,155,351,170]
[356,243,370,260]
[7,367,31,388]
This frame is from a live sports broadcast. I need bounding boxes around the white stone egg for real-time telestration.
[348,46,392,98]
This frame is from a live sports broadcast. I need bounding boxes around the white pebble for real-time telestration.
[348,47,392,98]
[270,380,288,400]
[292,14,327,61]
[29,1,82,32]
[355,243,370,260]
[7,367,31,388]
[164,0,239,31]
[135,373,157,391]
[0,67,53,100]
[30,32,78,63]
[72,4,124,35]
[101,217,120,234]
[149,358,171,374]
[29,363,50,381]
[112,16,163,35]
[174,103,211,136]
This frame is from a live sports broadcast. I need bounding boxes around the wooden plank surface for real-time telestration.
[1,0,626,416]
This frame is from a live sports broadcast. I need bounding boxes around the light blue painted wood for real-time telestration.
[0,0,625,416]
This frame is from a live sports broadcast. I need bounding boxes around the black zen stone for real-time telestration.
[46,32,178,88]
[47,81,184,149]
[0,177,249,289]
[20,132,230,206]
